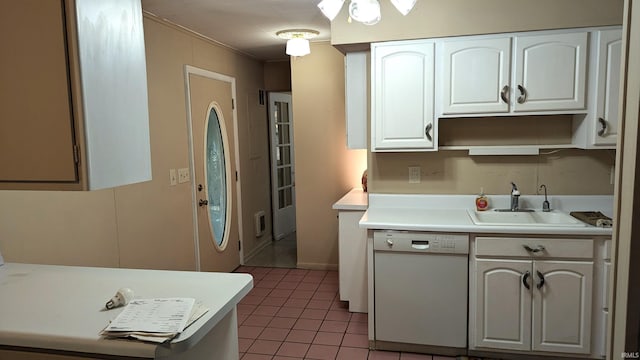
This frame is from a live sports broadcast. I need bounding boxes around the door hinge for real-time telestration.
[73,144,80,164]
[235,171,238,182]
[238,240,241,251]
[232,99,235,110]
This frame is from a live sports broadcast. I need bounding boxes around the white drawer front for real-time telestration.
[475,237,594,259]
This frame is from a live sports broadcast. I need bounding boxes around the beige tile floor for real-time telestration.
[234,266,458,360]
[244,233,297,268]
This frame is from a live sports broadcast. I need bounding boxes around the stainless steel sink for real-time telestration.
[467,209,586,227]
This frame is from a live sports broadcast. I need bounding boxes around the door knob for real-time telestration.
[198,199,209,207]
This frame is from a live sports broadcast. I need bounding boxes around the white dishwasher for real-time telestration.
[373,231,469,351]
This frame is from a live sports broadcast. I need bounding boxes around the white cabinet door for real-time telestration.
[474,259,532,351]
[532,261,593,354]
[372,41,435,150]
[338,210,367,313]
[514,32,588,112]
[345,52,368,149]
[441,37,511,114]
[592,29,623,146]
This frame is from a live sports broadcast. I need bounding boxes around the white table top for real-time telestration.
[0,263,252,358]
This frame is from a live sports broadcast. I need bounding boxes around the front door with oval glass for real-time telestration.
[189,73,240,272]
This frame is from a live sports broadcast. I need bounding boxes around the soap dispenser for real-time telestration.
[475,188,489,211]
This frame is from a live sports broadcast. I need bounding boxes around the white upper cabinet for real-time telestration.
[572,27,622,149]
[592,29,623,146]
[0,0,151,190]
[345,52,368,150]
[441,37,512,114]
[439,30,588,117]
[513,32,588,112]
[371,40,435,151]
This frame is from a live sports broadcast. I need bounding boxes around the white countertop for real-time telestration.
[360,194,614,236]
[332,188,368,211]
[0,263,253,358]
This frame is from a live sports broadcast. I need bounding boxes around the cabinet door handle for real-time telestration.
[536,270,545,289]
[517,85,527,104]
[522,271,531,290]
[598,117,608,137]
[500,85,510,104]
[425,123,433,142]
[523,244,545,253]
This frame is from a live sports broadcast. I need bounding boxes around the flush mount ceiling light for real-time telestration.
[317,0,417,25]
[277,29,320,57]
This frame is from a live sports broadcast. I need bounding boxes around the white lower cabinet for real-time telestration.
[471,237,595,356]
[338,210,368,312]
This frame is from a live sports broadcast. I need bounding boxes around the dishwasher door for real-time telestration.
[374,231,469,348]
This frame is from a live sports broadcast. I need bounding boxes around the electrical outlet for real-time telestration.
[408,166,421,184]
[169,169,177,186]
[178,168,190,183]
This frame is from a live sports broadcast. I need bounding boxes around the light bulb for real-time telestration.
[105,287,134,310]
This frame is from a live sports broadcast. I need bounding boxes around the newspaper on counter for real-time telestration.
[101,298,209,343]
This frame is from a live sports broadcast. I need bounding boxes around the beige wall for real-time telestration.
[370,149,615,195]
[264,60,291,91]
[291,42,367,269]
[331,0,623,46]
[0,15,271,270]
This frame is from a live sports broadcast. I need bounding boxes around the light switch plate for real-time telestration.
[178,168,190,183]
[170,169,177,186]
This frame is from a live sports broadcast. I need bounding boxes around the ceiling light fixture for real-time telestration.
[390,0,417,16]
[318,0,345,21]
[277,29,320,57]
[317,0,417,25]
[349,0,381,25]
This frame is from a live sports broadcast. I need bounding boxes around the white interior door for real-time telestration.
[269,92,296,240]
[186,68,241,272]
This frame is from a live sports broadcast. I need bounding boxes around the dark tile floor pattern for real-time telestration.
[234,266,456,360]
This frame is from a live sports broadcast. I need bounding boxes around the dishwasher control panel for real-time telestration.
[373,231,469,254]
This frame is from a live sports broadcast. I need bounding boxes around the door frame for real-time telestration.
[268,92,296,241]
[184,65,244,270]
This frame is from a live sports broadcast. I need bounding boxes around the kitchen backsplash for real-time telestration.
[369,148,615,195]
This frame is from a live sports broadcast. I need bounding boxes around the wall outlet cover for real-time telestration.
[178,168,190,183]
[408,166,421,184]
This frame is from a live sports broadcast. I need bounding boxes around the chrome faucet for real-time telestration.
[510,182,520,211]
[539,184,550,212]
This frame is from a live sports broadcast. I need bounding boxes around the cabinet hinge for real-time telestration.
[232,99,235,110]
[73,144,80,164]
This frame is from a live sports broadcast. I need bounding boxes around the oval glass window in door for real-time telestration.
[205,106,228,248]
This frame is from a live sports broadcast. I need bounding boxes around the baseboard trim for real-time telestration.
[296,262,338,271]
[242,236,273,265]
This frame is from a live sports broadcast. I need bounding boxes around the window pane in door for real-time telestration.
[205,107,227,247]
[278,124,290,145]
[277,146,290,166]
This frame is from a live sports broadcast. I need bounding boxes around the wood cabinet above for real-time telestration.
[0,0,151,190]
